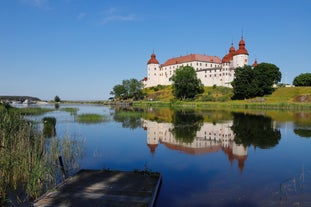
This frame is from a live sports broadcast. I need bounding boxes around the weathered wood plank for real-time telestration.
[34,170,161,207]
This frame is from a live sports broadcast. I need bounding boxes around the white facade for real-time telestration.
[142,119,248,171]
[143,37,250,88]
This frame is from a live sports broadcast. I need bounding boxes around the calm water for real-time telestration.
[32,104,311,207]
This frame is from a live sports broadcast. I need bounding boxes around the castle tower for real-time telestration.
[233,37,249,68]
[146,52,160,87]
[221,43,236,86]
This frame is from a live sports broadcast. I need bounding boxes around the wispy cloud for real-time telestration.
[78,12,87,20]
[22,0,50,9]
[101,7,136,24]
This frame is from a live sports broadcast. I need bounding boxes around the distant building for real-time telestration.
[143,37,257,88]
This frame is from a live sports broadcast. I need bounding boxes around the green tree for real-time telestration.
[127,78,144,100]
[111,78,144,100]
[231,63,281,100]
[253,63,281,96]
[231,65,258,99]
[54,95,61,102]
[293,73,311,86]
[110,84,126,99]
[170,66,204,100]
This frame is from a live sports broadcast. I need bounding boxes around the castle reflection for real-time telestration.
[142,119,248,172]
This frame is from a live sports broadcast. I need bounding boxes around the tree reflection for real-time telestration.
[231,112,281,149]
[294,128,311,138]
[112,107,143,129]
[171,110,204,143]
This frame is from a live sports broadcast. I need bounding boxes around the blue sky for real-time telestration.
[1,0,310,100]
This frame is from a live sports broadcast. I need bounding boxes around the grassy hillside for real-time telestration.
[143,85,311,103]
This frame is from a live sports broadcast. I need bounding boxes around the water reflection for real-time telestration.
[112,107,143,129]
[143,118,248,172]
[171,110,204,143]
[231,112,281,148]
[142,111,287,172]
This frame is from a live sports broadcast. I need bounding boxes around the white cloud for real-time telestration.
[101,7,136,24]
[102,14,135,24]
[22,0,50,9]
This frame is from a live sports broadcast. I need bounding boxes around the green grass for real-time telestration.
[15,107,54,115]
[60,107,79,115]
[138,86,311,110]
[76,113,108,123]
[0,110,84,205]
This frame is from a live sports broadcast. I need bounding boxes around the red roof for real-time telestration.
[161,54,221,67]
[252,59,258,67]
[235,38,248,55]
[147,53,159,64]
[222,43,236,63]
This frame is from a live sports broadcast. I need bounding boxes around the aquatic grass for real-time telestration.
[76,113,108,123]
[0,110,84,206]
[14,107,54,115]
[60,107,79,116]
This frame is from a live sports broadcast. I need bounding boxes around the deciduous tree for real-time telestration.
[170,66,204,100]
[293,73,311,86]
[231,63,281,99]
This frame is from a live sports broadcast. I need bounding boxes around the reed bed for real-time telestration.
[0,110,84,206]
[75,113,108,123]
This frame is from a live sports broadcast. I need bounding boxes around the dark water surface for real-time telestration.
[32,104,311,207]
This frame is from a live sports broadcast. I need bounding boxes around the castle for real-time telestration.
[143,37,257,88]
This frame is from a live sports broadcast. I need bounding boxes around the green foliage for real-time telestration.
[293,73,311,86]
[232,63,281,100]
[111,78,144,100]
[253,63,281,96]
[111,84,127,99]
[170,66,204,100]
[42,117,56,138]
[231,65,257,99]
[54,95,61,102]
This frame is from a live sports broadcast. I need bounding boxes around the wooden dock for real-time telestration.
[34,169,162,207]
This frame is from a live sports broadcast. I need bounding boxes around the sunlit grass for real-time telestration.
[60,107,79,115]
[76,113,108,123]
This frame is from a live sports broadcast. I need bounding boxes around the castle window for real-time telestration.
[211,64,212,67]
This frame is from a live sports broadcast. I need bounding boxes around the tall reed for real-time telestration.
[0,110,84,206]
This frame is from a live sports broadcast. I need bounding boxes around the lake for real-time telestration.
[27,104,311,206]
